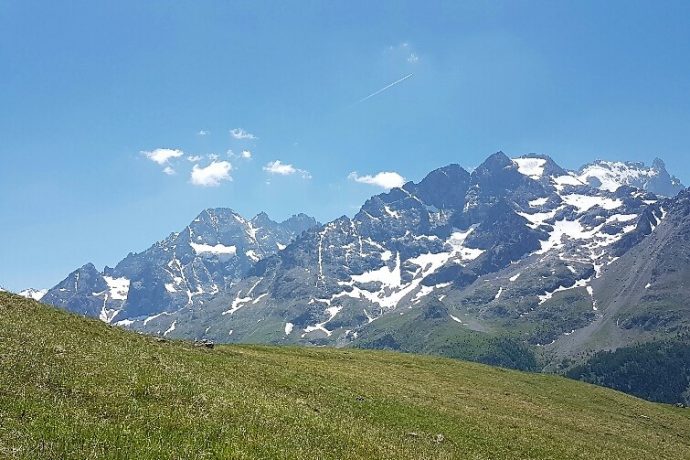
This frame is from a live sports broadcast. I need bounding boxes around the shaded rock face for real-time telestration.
[42,210,318,324]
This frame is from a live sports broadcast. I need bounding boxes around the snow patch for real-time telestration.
[513,157,547,180]
[538,278,590,305]
[222,279,262,315]
[190,242,237,257]
[529,197,549,207]
[412,285,435,303]
[560,194,622,212]
[104,276,130,301]
[114,319,135,327]
[383,205,401,218]
[163,320,176,336]
[552,174,583,190]
[303,306,342,337]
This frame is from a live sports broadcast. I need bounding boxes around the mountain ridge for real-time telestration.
[37,152,689,379]
[41,209,319,325]
[130,152,674,363]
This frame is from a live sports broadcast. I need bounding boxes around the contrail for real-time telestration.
[355,73,414,104]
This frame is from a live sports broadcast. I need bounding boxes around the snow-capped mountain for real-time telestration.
[576,158,683,197]
[41,210,318,325]
[138,152,673,366]
[18,288,48,301]
[38,151,689,370]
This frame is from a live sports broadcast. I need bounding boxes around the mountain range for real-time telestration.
[33,153,689,379]
[40,211,317,325]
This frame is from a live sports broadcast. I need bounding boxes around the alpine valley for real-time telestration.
[37,152,690,401]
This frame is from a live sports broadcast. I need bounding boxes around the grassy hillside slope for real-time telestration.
[1,292,689,459]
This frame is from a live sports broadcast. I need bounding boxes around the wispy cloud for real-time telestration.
[141,148,184,165]
[263,160,311,179]
[348,171,406,189]
[230,128,257,140]
[197,129,210,136]
[187,155,202,162]
[227,149,252,160]
[387,42,420,65]
[190,161,233,187]
[354,74,414,105]
[163,166,176,175]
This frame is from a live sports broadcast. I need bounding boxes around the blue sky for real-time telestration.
[2,0,690,291]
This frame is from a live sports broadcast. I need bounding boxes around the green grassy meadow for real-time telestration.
[1,292,689,459]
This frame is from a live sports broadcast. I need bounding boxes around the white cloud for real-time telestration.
[407,53,419,63]
[208,153,220,161]
[263,160,311,179]
[241,150,252,159]
[348,171,406,189]
[230,128,257,140]
[142,148,184,165]
[197,130,210,136]
[163,166,176,175]
[187,155,202,162]
[190,161,233,187]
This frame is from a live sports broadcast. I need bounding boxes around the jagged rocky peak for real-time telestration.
[190,207,245,232]
[477,151,513,171]
[472,151,534,186]
[279,213,320,234]
[465,152,547,213]
[410,164,471,210]
[66,263,107,291]
[576,158,684,197]
[251,211,276,226]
